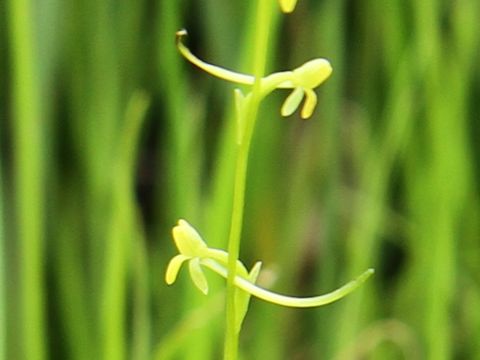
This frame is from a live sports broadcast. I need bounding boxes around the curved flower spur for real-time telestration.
[176,30,332,142]
[166,220,374,332]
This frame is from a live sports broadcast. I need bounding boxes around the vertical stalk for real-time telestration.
[0,153,4,360]
[7,0,46,359]
[224,0,273,358]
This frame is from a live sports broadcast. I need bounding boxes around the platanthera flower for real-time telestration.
[166,219,374,331]
[165,219,262,333]
[176,30,332,121]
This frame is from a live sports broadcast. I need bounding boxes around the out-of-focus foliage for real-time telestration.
[1,0,479,359]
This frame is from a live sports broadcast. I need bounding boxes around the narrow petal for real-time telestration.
[165,255,190,285]
[176,30,255,85]
[281,87,304,117]
[189,258,209,295]
[301,89,317,119]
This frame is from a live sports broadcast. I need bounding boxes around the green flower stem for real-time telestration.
[224,0,274,359]
[223,104,257,360]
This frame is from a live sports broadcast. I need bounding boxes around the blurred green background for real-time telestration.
[1,0,479,359]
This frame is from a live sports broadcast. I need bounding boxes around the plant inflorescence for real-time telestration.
[165,1,373,359]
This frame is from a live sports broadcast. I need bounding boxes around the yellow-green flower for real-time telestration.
[165,219,262,333]
[176,30,332,120]
[165,219,211,294]
[166,219,374,313]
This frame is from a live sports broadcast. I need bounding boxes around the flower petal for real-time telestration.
[281,87,304,117]
[189,258,209,295]
[301,89,317,119]
[165,255,190,285]
[173,219,208,257]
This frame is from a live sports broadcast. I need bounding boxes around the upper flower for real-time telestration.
[176,30,332,120]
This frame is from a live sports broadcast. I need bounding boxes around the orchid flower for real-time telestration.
[176,30,332,122]
[166,219,374,331]
[165,219,262,333]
